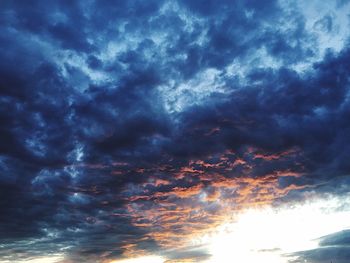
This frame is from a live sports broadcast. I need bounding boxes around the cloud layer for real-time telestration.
[0,0,350,262]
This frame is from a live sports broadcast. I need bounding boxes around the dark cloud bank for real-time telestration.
[0,0,350,262]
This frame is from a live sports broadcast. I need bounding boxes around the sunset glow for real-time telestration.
[1,0,350,262]
[205,196,350,262]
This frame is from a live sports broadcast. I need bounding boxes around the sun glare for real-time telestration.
[195,195,350,263]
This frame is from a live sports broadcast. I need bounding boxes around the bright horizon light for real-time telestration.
[193,195,350,263]
[109,195,350,263]
[8,196,350,263]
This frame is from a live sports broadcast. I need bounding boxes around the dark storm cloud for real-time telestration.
[0,0,350,262]
[182,47,350,170]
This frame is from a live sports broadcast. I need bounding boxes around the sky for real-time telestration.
[1,0,350,262]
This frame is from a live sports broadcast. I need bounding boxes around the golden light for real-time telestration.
[194,195,350,263]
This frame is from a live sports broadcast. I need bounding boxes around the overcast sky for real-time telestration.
[1,0,350,262]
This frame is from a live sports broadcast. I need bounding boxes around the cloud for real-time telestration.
[0,0,350,262]
[288,230,350,263]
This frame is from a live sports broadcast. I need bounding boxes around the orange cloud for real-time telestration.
[117,148,308,256]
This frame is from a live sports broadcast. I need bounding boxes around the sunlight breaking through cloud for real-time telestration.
[194,195,350,263]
